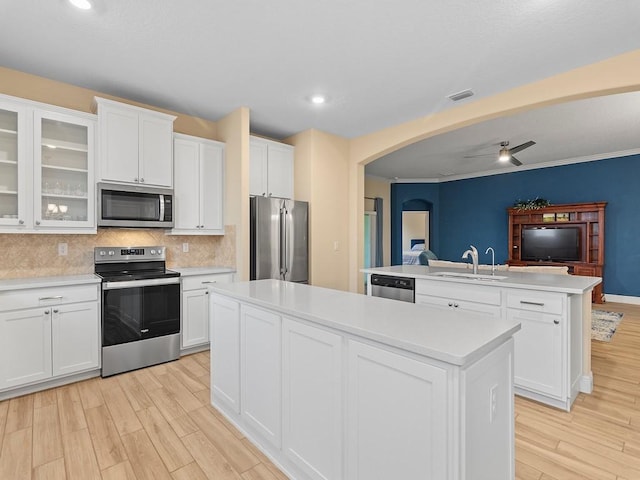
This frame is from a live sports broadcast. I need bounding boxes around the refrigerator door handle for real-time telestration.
[280,206,287,279]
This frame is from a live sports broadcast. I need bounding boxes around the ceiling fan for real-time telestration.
[464,140,536,166]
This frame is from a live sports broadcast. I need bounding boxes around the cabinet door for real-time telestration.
[182,289,209,348]
[267,143,293,199]
[139,114,173,187]
[52,301,100,376]
[99,105,139,183]
[0,101,29,230]
[283,319,343,480]
[200,142,224,233]
[347,340,447,480]
[34,110,95,230]
[509,309,564,397]
[249,139,268,196]
[173,137,201,230]
[210,294,241,413]
[0,308,52,389]
[241,305,282,448]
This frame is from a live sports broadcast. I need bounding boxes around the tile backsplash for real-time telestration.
[0,226,235,279]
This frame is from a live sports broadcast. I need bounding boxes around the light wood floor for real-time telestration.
[1,302,639,479]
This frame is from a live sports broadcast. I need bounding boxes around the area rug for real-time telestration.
[592,310,624,342]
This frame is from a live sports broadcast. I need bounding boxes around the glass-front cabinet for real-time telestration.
[0,94,95,233]
[0,101,27,227]
[34,110,94,229]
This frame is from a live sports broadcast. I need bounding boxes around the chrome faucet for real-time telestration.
[485,247,495,275]
[462,245,479,274]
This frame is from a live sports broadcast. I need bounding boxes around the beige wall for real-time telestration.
[288,129,350,291]
[364,176,391,266]
[348,49,640,292]
[217,108,250,280]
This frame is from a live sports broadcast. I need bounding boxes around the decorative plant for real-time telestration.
[513,198,551,210]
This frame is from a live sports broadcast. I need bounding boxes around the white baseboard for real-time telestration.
[580,373,593,394]
[603,294,640,305]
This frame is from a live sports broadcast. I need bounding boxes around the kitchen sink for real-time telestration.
[429,271,508,281]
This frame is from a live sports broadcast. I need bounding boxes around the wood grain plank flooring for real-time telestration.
[2,302,640,479]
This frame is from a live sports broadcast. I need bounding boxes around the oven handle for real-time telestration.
[103,277,180,290]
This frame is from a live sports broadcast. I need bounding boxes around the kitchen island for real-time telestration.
[208,279,520,480]
[363,265,602,410]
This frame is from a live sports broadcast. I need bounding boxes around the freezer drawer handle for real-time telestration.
[39,295,63,301]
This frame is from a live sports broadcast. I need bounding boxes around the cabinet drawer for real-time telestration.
[415,280,501,306]
[0,284,98,312]
[182,273,234,291]
[506,289,564,315]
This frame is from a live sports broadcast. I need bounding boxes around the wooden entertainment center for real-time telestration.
[507,202,606,303]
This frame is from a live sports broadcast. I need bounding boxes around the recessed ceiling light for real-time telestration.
[309,94,327,105]
[69,0,92,10]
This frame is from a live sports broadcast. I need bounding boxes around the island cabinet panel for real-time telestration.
[415,279,502,319]
[210,294,241,414]
[346,340,448,480]
[241,305,282,448]
[282,319,343,480]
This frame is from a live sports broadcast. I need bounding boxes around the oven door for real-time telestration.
[102,277,180,346]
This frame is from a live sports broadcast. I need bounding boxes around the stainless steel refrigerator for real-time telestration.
[250,196,309,283]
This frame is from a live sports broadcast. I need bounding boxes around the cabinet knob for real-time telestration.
[53,309,59,313]
[35,220,41,225]
[453,303,459,308]
[134,177,138,182]
[18,219,24,225]
[140,178,145,183]
[554,319,560,325]
[44,310,50,315]
[448,302,453,307]
[262,192,266,196]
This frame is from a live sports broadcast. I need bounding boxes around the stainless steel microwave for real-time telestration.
[97,183,174,228]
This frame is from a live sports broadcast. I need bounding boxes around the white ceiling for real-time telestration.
[1,1,639,178]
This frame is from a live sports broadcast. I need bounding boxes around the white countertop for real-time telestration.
[0,274,101,292]
[208,279,520,367]
[362,265,601,294]
[172,266,236,277]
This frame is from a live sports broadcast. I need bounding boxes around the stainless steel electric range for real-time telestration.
[94,246,180,377]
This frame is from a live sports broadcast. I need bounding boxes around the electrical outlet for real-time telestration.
[182,242,189,253]
[489,384,498,423]
[58,242,68,256]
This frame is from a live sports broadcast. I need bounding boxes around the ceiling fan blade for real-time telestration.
[463,153,494,158]
[509,155,523,166]
[509,140,536,155]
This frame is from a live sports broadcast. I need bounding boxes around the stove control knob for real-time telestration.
[108,250,115,256]
[150,249,157,255]
[99,250,106,256]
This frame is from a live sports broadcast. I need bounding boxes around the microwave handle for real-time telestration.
[159,194,165,221]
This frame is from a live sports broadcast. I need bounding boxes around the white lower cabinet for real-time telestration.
[241,305,282,448]
[415,293,502,318]
[415,280,502,319]
[509,308,564,398]
[52,301,100,377]
[0,282,100,393]
[283,319,343,480]
[0,308,52,388]
[181,272,234,350]
[347,340,448,479]
[210,294,241,413]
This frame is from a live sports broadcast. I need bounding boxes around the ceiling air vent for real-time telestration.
[447,89,474,102]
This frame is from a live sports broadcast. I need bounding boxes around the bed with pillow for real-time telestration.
[402,240,437,265]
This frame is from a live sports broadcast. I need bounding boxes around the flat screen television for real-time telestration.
[521,226,581,262]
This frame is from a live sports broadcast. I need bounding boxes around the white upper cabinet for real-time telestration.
[0,95,96,234]
[250,136,293,199]
[94,97,175,188]
[172,133,224,235]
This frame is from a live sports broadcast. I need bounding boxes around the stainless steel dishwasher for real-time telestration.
[370,274,415,303]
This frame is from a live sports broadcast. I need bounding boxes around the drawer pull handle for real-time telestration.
[39,295,63,301]
[554,319,560,325]
[520,300,545,307]
[201,281,218,284]
[141,329,149,333]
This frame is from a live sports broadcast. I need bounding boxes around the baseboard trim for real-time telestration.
[0,369,100,401]
[580,372,594,394]
[603,294,640,305]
